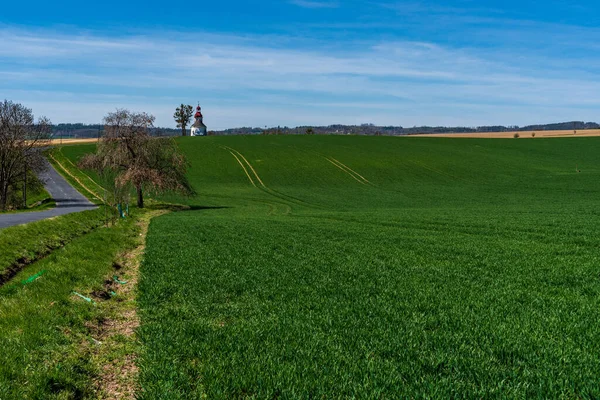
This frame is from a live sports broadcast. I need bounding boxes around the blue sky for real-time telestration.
[2,1,600,129]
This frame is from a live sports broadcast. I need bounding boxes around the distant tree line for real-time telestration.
[210,121,600,136]
[51,123,181,139]
[49,120,600,138]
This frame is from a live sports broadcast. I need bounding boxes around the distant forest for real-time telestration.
[51,123,181,139]
[51,121,600,138]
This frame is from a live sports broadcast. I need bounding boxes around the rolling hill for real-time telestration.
[60,135,600,398]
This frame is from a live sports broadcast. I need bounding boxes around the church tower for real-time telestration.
[190,105,207,136]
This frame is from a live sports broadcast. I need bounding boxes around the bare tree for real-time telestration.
[0,100,51,211]
[174,104,194,137]
[80,109,193,208]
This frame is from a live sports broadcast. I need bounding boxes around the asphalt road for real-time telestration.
[0,160,97,229]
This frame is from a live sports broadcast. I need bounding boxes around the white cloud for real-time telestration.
[1,26,600,129]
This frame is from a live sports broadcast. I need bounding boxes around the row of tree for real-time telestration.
[0,100,193,212]
[0,100,51,211]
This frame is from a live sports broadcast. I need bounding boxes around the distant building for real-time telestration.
[190,105,207,136]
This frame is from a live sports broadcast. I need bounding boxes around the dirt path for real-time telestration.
[50,138,100,145]
[87,210,167,399]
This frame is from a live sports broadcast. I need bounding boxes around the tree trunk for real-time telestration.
[136,185,144,208]
[182,126,187,137]
[23,166,27,209]
[0,184,7,212]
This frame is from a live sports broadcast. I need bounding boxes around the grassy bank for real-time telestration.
[0,181,55,214]
[0,207,107,283]
[48,147,105,205]
[0,147,111,286]
[0,212,147,399]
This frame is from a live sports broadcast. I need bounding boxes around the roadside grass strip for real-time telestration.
[48,149,106,204]
[0,215,141,399]
[1,189,55,214]
[63,153,106,192]
[0,207,107,286]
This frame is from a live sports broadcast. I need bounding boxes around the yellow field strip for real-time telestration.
[227,150,256,187]
[49,154,105,202]
[413,129,600,139]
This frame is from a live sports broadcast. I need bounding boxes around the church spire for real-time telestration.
[190,103,207,136]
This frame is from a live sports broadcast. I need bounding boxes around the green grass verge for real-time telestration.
[0,213,143,399]
[0,207,108,280]
[48,146,106,205]
[25,189,56,211]
[0,182,55,214]
[0,146,113,283]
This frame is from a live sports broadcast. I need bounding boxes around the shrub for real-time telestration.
[514,133,520,138]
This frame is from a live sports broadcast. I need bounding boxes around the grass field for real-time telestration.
[59,136,600,397]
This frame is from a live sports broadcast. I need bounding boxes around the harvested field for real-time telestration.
[412,129,600,138]
[49,138,100,145]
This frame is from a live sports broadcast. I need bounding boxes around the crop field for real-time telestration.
[420,129,600,139]
[61,136,600,397]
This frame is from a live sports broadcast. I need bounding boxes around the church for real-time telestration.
[190,105,207,136]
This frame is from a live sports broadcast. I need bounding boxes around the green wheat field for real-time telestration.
[61,135,600,398]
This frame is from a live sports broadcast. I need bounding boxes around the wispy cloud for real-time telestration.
[1,21,600,129]
[289,0,339,9]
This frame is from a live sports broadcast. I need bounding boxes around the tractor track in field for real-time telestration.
[324,156,373,186]
[406,159,473,183]
[227,149,257,187]
[282,144,374,187]
[221,146,320,211]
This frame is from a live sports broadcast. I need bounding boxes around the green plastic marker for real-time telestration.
[72,291,95,304]
[113,276,128,285]
[22,270,46,285]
